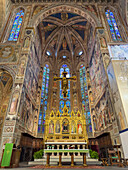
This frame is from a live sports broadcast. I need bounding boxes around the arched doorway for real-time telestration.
[0,69,13,141]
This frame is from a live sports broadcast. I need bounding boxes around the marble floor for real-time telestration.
[1,166,128,170]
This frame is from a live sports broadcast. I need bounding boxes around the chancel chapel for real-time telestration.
[0,0,128,165]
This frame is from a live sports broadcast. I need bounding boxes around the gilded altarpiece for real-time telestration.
[45,105,88,143]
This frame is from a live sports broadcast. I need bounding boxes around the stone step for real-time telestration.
[28,157,101,166]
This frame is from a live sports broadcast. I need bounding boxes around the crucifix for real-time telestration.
[53,69,76,98]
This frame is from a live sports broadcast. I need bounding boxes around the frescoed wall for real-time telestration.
[20,88,34,132]
[24,42,40,102]
[89,35,107,102]
[18,40,40,134]
[94,90,113,132]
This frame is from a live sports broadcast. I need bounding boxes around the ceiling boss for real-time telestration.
[53,69,76,98]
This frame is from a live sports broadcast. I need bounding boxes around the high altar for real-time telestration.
[44,105,89,166]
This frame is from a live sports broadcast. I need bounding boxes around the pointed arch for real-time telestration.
[0,69,13,139]
[30,4,100,28]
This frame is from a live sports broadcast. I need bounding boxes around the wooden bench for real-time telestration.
[108,149,122,167]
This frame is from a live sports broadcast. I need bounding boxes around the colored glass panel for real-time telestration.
[66,100,71,113]
[59,64,71,113]
[79,64,92,133]
[38,64,50,133]
[105,9,122,41]
[8,10,24,41]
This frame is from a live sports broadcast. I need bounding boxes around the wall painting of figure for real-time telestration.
[71,120,76,134]
[49,121,54,134]
[78,121,83,134]
[55,120,60,134]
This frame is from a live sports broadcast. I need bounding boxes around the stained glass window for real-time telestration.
[105,9,122,41]
[59,100,64,113]
[79,64,92,133]
[8,10,24,41]
[59,64,71,113]
[38,64,50,133]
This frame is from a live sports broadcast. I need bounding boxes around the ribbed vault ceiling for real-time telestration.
[38,12,92,61]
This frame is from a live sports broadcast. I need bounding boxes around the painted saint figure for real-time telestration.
[78,121,83,134]
[24,36,30,48]
[49,121,54,134]
[55,121,60,133]
[62,119,69,133]
[18,60,25,76]
[10,93,19,114]
[71,121,76,134]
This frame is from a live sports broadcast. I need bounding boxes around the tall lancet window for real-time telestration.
[38,64,50,133]
[8,10,24,41]
[79,64,92,133]
[59,64,71,113]
[105,9,122,41]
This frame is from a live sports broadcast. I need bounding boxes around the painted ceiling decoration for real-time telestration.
[42,22,57,40]
[72,21,87,40]
[50,12,79,20]
[39,12,92,60]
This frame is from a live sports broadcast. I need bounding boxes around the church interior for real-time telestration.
[0,0,128,168]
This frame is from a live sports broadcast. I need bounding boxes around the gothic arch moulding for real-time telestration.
[29,4,101,28]
[0,68,14,138]
[0,65,16,82]
[42,62,53,71]
[77,62,86,71]
[58,61,72,73]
